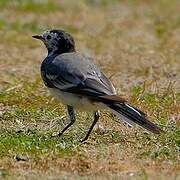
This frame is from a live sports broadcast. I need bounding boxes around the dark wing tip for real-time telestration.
[151,126,165,134]
[100,95,127,103]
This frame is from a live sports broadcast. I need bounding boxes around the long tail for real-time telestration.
[99,95,163,134]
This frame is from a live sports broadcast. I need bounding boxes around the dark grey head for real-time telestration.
[32,29,75,55]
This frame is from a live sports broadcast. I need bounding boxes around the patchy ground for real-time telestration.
[0,0,179,179]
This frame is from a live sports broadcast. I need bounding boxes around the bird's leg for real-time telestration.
[55,105,76,137]
[81,110,100,142]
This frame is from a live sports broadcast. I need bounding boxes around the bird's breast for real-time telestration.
[48,88,107,111]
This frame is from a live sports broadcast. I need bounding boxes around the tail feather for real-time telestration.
[111,108,137,127]
[97,94,163,134]
[106,103,163,134]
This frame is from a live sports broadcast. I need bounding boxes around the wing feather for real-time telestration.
[42,53,116,97]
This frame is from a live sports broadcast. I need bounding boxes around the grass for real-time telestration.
[0,0,59,13]
[0,0,180,179]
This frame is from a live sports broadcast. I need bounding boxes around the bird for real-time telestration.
[32,29,163,142]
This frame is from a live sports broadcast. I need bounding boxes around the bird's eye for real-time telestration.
[46,35,51,40]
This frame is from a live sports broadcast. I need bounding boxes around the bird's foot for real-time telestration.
[80,137,88,144]
[51,131,63,138]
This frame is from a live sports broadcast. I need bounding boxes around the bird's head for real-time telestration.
[32,29,75,56]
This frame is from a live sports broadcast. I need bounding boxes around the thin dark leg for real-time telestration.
[56,105,76,136]
[81,110,100,142]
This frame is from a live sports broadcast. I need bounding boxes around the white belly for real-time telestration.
[48,88,107,111]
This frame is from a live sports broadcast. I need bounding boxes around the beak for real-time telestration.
[32,35,44,41]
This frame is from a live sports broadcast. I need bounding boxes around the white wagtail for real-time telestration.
[32,29,163,142]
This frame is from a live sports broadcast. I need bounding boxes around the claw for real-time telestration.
[51,131,63,137]
[80,138,88,143]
